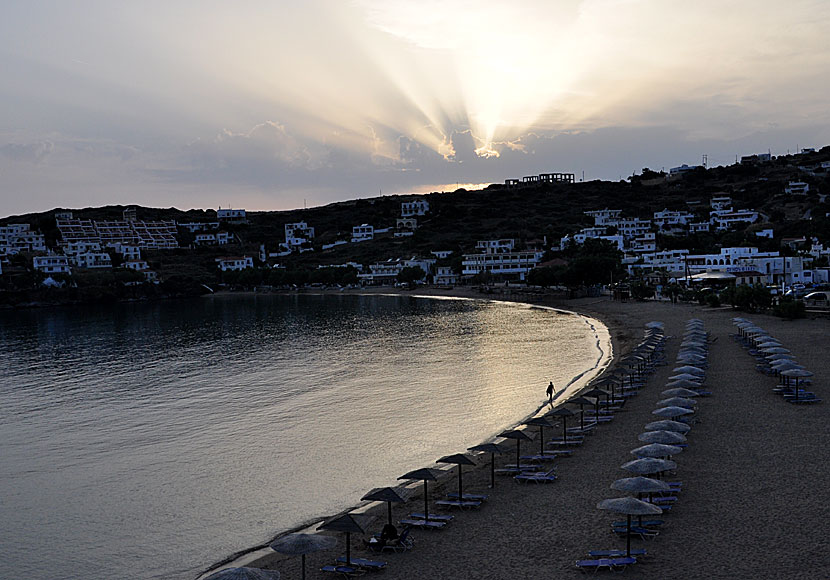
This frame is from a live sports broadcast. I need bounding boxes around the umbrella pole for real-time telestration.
[580,407,585,431]
[387,502,393,527]
[562,417,567,442]
[539,426,545,455]
[346,532,351,566]
[423,480,429,521]
[458,465,463,499]
[516,440,521,470]
[302,553,306,580]
[627,514,632,557]
[490,453,495,488]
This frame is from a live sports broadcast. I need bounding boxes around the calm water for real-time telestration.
[0,294,610,579]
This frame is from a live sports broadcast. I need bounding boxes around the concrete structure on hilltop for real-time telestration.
[217,208,247,223]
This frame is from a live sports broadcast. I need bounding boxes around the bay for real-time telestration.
[0,293,610,579]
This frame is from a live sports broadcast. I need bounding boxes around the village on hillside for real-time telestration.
[2,147,830,310]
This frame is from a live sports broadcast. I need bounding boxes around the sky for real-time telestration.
[2,0,830,217]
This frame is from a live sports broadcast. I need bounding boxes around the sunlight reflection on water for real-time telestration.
[0,294,608,579]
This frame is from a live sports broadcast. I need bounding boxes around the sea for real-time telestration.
[0,293,610,579]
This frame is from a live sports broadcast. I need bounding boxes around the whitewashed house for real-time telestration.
[285,222,315,248]
[395,217,417,237]
[351,224,374,243]
[434,266,458,286]
[462,240,543,281]
[401,199,430,217]
[216,256,254,271]
[585,209,622,226]
[33,254,72,275]
[74,252,112,269]
[217,208,247,222]
[0,224,46,255]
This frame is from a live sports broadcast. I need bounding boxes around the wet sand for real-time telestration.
[241,293,829,579]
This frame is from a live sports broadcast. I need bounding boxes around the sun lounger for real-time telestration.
[321,564,365,577]
[434,499,482,509]
[588,549,646,558]
[575,557,637,573]
[788,396,822,404]
[520,453,558,463]
[500,463,545,471]
[514,468,557,484]
[408,512,453,521]
[336,557,387,571]
[398,518,446,530]
[644,495,677,504]
[447,492,489,501]
[612,525,659,539]
[612,519,664,528]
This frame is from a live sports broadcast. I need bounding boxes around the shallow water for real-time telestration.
[0,293,609,579]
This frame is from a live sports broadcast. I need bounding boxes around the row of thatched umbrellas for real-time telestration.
[733,317,816,403]
[597,319,711,558]
[207,323,674,578]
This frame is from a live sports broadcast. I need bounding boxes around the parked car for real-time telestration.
[803,291,829,306]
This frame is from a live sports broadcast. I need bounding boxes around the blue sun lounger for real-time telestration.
[434,499,482,509]
[321,564,365,577]
[612,519,664,528]
[336,556,387,571]
[446,491,489,501]
[612,525,659,539]
[408,512,453,522]
[399,518,447,530]
[575,556,637,573]
[514,468,557,484]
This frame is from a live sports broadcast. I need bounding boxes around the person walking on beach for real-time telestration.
[546,381,555,405]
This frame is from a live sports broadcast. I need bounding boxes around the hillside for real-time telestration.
[3,146,830,289]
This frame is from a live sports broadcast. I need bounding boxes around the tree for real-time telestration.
[397,266,424,286]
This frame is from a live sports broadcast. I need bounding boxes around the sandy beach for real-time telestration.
[237,290,829,579]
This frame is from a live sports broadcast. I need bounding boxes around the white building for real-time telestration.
[74,252,112,269]
[669,164,701,175]
[785,181,810,195]
[616,217,653,239]
[710,195,733,211]
[689,222,711,233]
[108,243,141,262]
[710,208,760,230]
[401,199,430,217]
[462,240,544,281]
[179,221,219,233]
[351,224,374,243]
[123,259,150,272]
[431,250,454,259]
[0,224,46,255]
[285,222,315,247]
[755,229,775,239]
[33,254,71,275]
[476,239,516,253]
[357,259,404,285]
[585,209,622,226]
[217,208,247,222]
[216,256,254,271]
[62,240,102,256]
[653,209,695,227]
[434,266,458,286]
[395,217,417,237]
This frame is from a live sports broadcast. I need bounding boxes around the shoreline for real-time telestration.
[222,291,828,578]
[197,287,626,578]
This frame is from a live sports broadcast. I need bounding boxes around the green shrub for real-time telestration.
[773,298,805,319]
